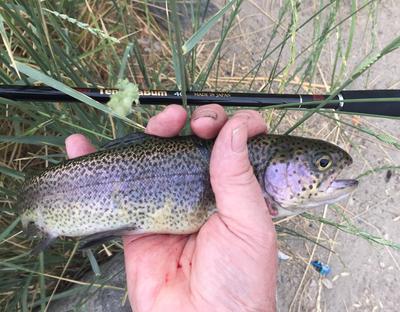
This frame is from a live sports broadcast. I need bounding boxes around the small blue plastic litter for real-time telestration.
[311,260,331,276]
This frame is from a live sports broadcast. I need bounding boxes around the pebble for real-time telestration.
[278,250,291,260]
[321,278,333,289]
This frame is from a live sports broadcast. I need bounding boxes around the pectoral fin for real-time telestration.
[30,234,57,256]
[80,228,136,250]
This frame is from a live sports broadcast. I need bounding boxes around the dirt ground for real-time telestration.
[277,115,400,312]
[51,1,400,311]
[260,1,400,311]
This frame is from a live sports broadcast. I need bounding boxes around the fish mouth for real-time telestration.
[265,179,359,217]
[316,178,359,204]
[327,179,359,193]
[291,178,359,210]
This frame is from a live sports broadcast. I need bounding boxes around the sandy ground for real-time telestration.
[243,1,400,311]
[277,116,400,312]
[50,1,400,311]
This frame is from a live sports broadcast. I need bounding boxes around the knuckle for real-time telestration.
[201,103,224,111]
[234,110,261,119]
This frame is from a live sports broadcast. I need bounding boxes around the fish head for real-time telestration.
[262,136,358,217]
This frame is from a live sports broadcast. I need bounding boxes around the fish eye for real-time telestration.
[316,155,332,171]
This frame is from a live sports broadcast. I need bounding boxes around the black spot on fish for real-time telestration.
[309,185,313,189]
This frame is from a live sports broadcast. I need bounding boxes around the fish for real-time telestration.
[18,132,358,252]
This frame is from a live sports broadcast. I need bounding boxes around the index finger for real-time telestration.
[145,105,187,137]
[190,104,228,139]
[65,134,96,159]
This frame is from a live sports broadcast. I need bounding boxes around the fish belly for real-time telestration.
[20,135,215,238]
[32,169,214,237]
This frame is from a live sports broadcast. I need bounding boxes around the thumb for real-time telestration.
[210,112,274,238]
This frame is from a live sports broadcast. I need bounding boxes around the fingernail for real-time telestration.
[231,123,248,153]
[192,109,218,120]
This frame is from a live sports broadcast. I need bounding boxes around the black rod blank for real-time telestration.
[1,85,400,117]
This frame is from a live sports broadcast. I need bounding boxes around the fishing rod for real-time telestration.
[1,85,400,117]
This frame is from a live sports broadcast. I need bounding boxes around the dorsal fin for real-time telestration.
[101,132,154,150]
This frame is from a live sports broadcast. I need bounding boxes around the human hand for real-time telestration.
[65,104,277,312]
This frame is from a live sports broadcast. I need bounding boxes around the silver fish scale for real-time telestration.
[20,136,216,237]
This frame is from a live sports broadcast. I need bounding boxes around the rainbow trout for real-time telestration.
[19,133,358,252]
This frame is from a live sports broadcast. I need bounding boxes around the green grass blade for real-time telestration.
[302,212,400,250]
[231,0,337,90]
[250,1,290,91]
[132,37,152,88]
[85,249,101,276]
[276,225,333,252]
[43,8,120,43]
[0,12,20,78]
[182,0,238,55]
[14,61,142,128]
[21,271,35,312]
[194,0,242,90]
[38,252,46,311]
[118,43,134,81]
[0,135,65,147]
[0,217,21,242]
[0,165,25,180]
[284,34,400,134]
[356,165,400,180]
[169,0,187,106]
[319,111,400,149]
